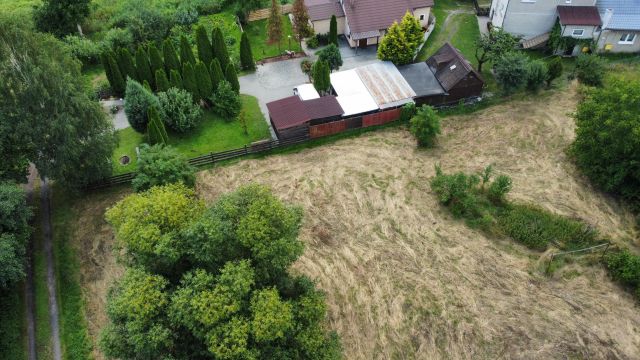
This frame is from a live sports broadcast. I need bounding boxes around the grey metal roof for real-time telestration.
[396,63,446,97]
[354,62,416,109]
[597,0,640,31]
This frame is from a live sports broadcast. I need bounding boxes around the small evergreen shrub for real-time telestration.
[575,54,605,86]
[158,88,203,133]
[494,52,530,94]
[124,79,159,133]
[211,81,241,120]
[604,249,640,299]
[526,60,548,93]
[409,105,441,147]
[132,144,196,192]
[546,57,563,87]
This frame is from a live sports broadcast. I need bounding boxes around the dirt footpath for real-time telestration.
[74,84,640,359]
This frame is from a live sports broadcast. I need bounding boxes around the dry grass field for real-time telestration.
[72,83,640,359]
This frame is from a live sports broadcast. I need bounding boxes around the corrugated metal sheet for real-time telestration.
[355,62,416,109]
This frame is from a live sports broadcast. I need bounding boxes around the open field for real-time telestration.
[70,82,640,359]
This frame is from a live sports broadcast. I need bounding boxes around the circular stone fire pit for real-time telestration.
[119,155,130,165]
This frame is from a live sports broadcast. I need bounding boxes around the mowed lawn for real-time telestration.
[111,95,271,174]
[244,15,301,60]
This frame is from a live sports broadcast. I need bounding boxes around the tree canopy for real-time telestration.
[317,44,342,72]
[132,145,196,193]
[102,184,342,359]
[33,0,91,37]
[474,28,517,72]
[0,182,31,288]
[0,20,116,188]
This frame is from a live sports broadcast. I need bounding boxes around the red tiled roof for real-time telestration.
[305,0,345,21]
[557,6,602,26]
[343,0,433,35]
[267,96,311,130]
[267,95,344,130]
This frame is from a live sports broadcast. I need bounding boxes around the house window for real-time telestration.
[572,29,584,37]
[419,14,425,21]
[619,33,636,44]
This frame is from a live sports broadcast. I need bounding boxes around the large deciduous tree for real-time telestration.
[0,21,117,188]
[33,0,91,37]
[571,79,640,209]
[102,183,343,359]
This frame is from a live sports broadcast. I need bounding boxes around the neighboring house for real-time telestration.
[489,0,640,53]
[305,0,434,48]
[398,43,485,106]
[596,0,640,53]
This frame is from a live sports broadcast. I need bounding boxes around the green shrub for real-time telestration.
[124,79,159,133]
[526,60,548,93]
[487,175,512,203]
[431,166,484,220]
[604,249,640,293]
[306,36,319,49]
[317,43,342,71]
[546,56,563,87]
[211,81,241,120]
[575,54,605,86]
[132,144,196,192]
[493,51,530,94]
[64,35,101,65]
[409,105,441,147]
[100,28,134,53]
[497,205,598,250]
[400,102,416,122]
[158,88,203,133]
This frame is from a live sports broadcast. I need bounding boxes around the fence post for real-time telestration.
[210,152,215,164]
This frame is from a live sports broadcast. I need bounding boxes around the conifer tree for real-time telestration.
[155,70,170,93]
[106,51,126,95]
[163,39,181,75]
[377,21,414,65]
[239,32,255,71]
[143,80,152,93]
[116,48,137,82]
[224,63,240,94]
[148,44,164,80]
[169,69,183,89]
[209,58,225,91]
[179,35,196,66]
[182,62,199,101]
[136,46,154,88]
[195,61,213,102]
[329,15,338,46]
[195,25,214,68]
[266,0,283,51]
[312,60,330,95]
[147,107,168,145]
[212,28,230,72]
[101,52,116,92]
[292,0,313,46]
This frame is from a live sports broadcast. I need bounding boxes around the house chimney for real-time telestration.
[602,8,613,29]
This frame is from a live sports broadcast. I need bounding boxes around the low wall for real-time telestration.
[309,107,402,139]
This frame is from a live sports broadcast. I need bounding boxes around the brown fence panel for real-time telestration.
[344,116,363,129]
[248,4,292,21]
[309,120,347,138]
[362,108,401,127]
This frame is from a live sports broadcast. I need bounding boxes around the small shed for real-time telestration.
[267,95,344,139]
[424,43,484,105]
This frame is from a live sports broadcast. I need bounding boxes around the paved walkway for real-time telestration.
[477,15,490,36]
[101,99,128,130]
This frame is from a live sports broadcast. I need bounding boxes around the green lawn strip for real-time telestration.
[244,15,301,60]
[0,286,26,360]
[196,12,243,60]
[447,13,480,62]
[52,188,93,360]
[111,95,270,174]
[32,181,53,359]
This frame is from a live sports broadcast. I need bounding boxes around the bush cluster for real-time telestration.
[132,144,196,192]
[604,249,640,300]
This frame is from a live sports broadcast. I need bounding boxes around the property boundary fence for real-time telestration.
[85,134,310,190]
[247,4,292,22]
[545,242,611,274]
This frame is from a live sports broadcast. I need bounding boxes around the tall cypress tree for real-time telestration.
[169,69,183,89]
[239,32,255,71]
[101,52,115,92]
[182,62,199,101]
[155,70,170,93]
[117,48,137,82]
[147,107,168,145]
[195,25,214,68]
[224,63,240,94]
[329,15,338,46]
[312,60,330,95]
[163,39,181,75]
[148,44,164,80]
[209,58,224,91]
[135,46,154,88]
[195,61,213,103]
[143,80,152,93]
[212,28,230,73]
[106,52,126,96]
[180,35,196,66]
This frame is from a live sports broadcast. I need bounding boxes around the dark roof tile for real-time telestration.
[426,43,483,91]
[342,0,433,35]
[557,6,602,26]
[305,0,345,21]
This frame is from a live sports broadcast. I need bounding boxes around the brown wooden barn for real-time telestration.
[398,43,484,106]
[266,95,344,139]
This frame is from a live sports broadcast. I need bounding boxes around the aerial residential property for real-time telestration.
[2,0,640,359]
[305,0,434,47]
[489,0,640,53]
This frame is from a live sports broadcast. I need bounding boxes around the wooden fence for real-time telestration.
[86,134,309,190]
[247,4,293,22]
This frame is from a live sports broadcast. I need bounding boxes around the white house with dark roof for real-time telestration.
[304,0,433,48]
[489,0,640,53]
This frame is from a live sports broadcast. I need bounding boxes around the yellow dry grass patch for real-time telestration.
[73,83,639,359]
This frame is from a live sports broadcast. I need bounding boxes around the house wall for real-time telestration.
[496,0,597,38]
[344,7,431,47]
[597,30,640,53]
[311,16,346,35]
[561,24,597,39]
[414,7,432,28]
[490,0,510,28]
